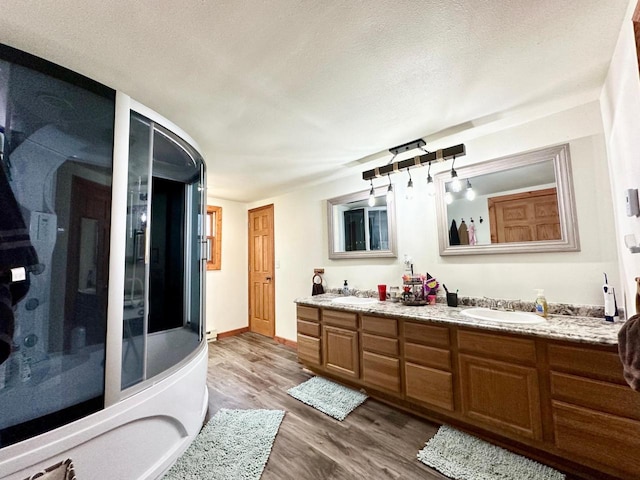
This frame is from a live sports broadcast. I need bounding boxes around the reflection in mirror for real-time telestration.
[78,217,98,292]
[435,144,579,255]
[327,187,397,259]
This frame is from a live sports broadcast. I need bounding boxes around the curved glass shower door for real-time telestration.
[122,113,204,390]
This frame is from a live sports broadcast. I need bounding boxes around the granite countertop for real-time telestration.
[295,293,623,346]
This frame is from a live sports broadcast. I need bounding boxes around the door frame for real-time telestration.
[247,204,275,337]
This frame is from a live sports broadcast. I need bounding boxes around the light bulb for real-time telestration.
[426,174,435,197]
[450,170,462,192]
[406,177,414,200]
[386,183,394,201]
[445,191,453,204]
[368,187,376,207]
[465,180,476,201]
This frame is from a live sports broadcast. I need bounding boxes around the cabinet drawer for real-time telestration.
[552,401,640,478]
[404,342,451,371]
[323,309,358,330]
[297,305,319,322]
[459,354,542,440]
[550,372,640,421]
[362,333,399,356]
[404,362,454,411]
[297,319,320,338]
[548,343,624,384]
[297,334,321,365]
[362,315,398,337]
[458,329,536,364]
[363,351,401,393]
[403,322,449,348]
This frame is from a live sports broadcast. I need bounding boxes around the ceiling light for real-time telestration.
[465,179,476,201]
[406,169,414,200]
[368,180,376,207]
[426,161,435,197]
[445,191,453,204]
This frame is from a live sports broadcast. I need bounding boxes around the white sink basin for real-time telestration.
[331,296,378,305]
[460,307,545,324]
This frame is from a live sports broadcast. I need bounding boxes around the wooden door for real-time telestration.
[488,188,560,243]
[248,204,275,337]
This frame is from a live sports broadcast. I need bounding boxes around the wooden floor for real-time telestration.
[206,332,449,479]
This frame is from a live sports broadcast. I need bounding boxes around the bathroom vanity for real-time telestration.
[295,295,637,480]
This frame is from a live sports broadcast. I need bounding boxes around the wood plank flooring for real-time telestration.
[206,332,448,480]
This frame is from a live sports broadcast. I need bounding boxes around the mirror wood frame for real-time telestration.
[434,143,580,256]
[327,186,398,259]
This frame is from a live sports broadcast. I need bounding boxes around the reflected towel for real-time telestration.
[618,313,640,391]
[468,223,477,245]
[458,221,469,245]
[0,282,13,365]
[449,220,460,245]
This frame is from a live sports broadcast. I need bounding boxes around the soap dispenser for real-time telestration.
[534,289,548,318]
[342,280,349,295]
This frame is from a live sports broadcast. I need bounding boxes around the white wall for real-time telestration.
[250,100,620,342]
[205,196,248,335]
[600,0,640,318]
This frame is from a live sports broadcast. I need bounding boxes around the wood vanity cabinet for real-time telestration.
[296,305,321,366]
[547,342,640,479]
[457,329,543,441]
[322,309,359,379]
[403,321,454,411]
[361,315,401,394]
[295,304,640,479]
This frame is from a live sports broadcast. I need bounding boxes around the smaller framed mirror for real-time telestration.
[327,187,397,259]
[434,143,579,255]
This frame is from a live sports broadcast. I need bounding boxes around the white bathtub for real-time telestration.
[0,341,208,480]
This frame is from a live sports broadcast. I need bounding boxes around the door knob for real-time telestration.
[266,277,272,281]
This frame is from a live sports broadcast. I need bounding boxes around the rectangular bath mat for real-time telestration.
[417,425,565,480]
[163,408,285,480]
[287,376,367,421]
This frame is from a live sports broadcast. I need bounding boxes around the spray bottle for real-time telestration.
[603,273,619,322]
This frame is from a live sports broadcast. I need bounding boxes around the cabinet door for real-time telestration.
[459,354,542,440]
[404,362,454,411]
[363,351,400,393]
[323,325,359,378]
[297,334,321,366]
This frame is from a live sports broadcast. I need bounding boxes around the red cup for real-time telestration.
[377,284,387,301]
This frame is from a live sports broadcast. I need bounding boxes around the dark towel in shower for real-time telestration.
[449,220,460,245]
[619,313,640,391]
[0,162,38,365]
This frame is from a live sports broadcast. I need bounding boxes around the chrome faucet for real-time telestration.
[484,297,519,311]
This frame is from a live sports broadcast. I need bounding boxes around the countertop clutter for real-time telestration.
[295,293,623,346]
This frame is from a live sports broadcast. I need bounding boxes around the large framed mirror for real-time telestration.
[327,186,397,259]
[434,143,579,255]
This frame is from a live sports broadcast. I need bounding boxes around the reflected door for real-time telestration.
[65,176,111,349]
[248,205,274,337]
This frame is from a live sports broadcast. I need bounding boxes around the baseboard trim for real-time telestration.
[274,336,297,349]
[217,327,250,339]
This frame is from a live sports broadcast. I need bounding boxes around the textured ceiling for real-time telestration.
[0,0,631,201]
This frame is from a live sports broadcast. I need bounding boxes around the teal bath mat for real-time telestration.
[287,376,368,421]
[417,425,565,480]
[163,408,285,480]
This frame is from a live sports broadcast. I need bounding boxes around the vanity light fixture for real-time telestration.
[465,179,476,201]
[426,161,436,197]
[368,179,376,207]
[450,155,462,193]
[361,141,466,182]
[405,169,414,200]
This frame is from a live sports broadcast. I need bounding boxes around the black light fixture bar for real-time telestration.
[362,143,466,181]
[388,138,426,155]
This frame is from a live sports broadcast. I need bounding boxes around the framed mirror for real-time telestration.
[434,143,579,255]
[327,186,397,259]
